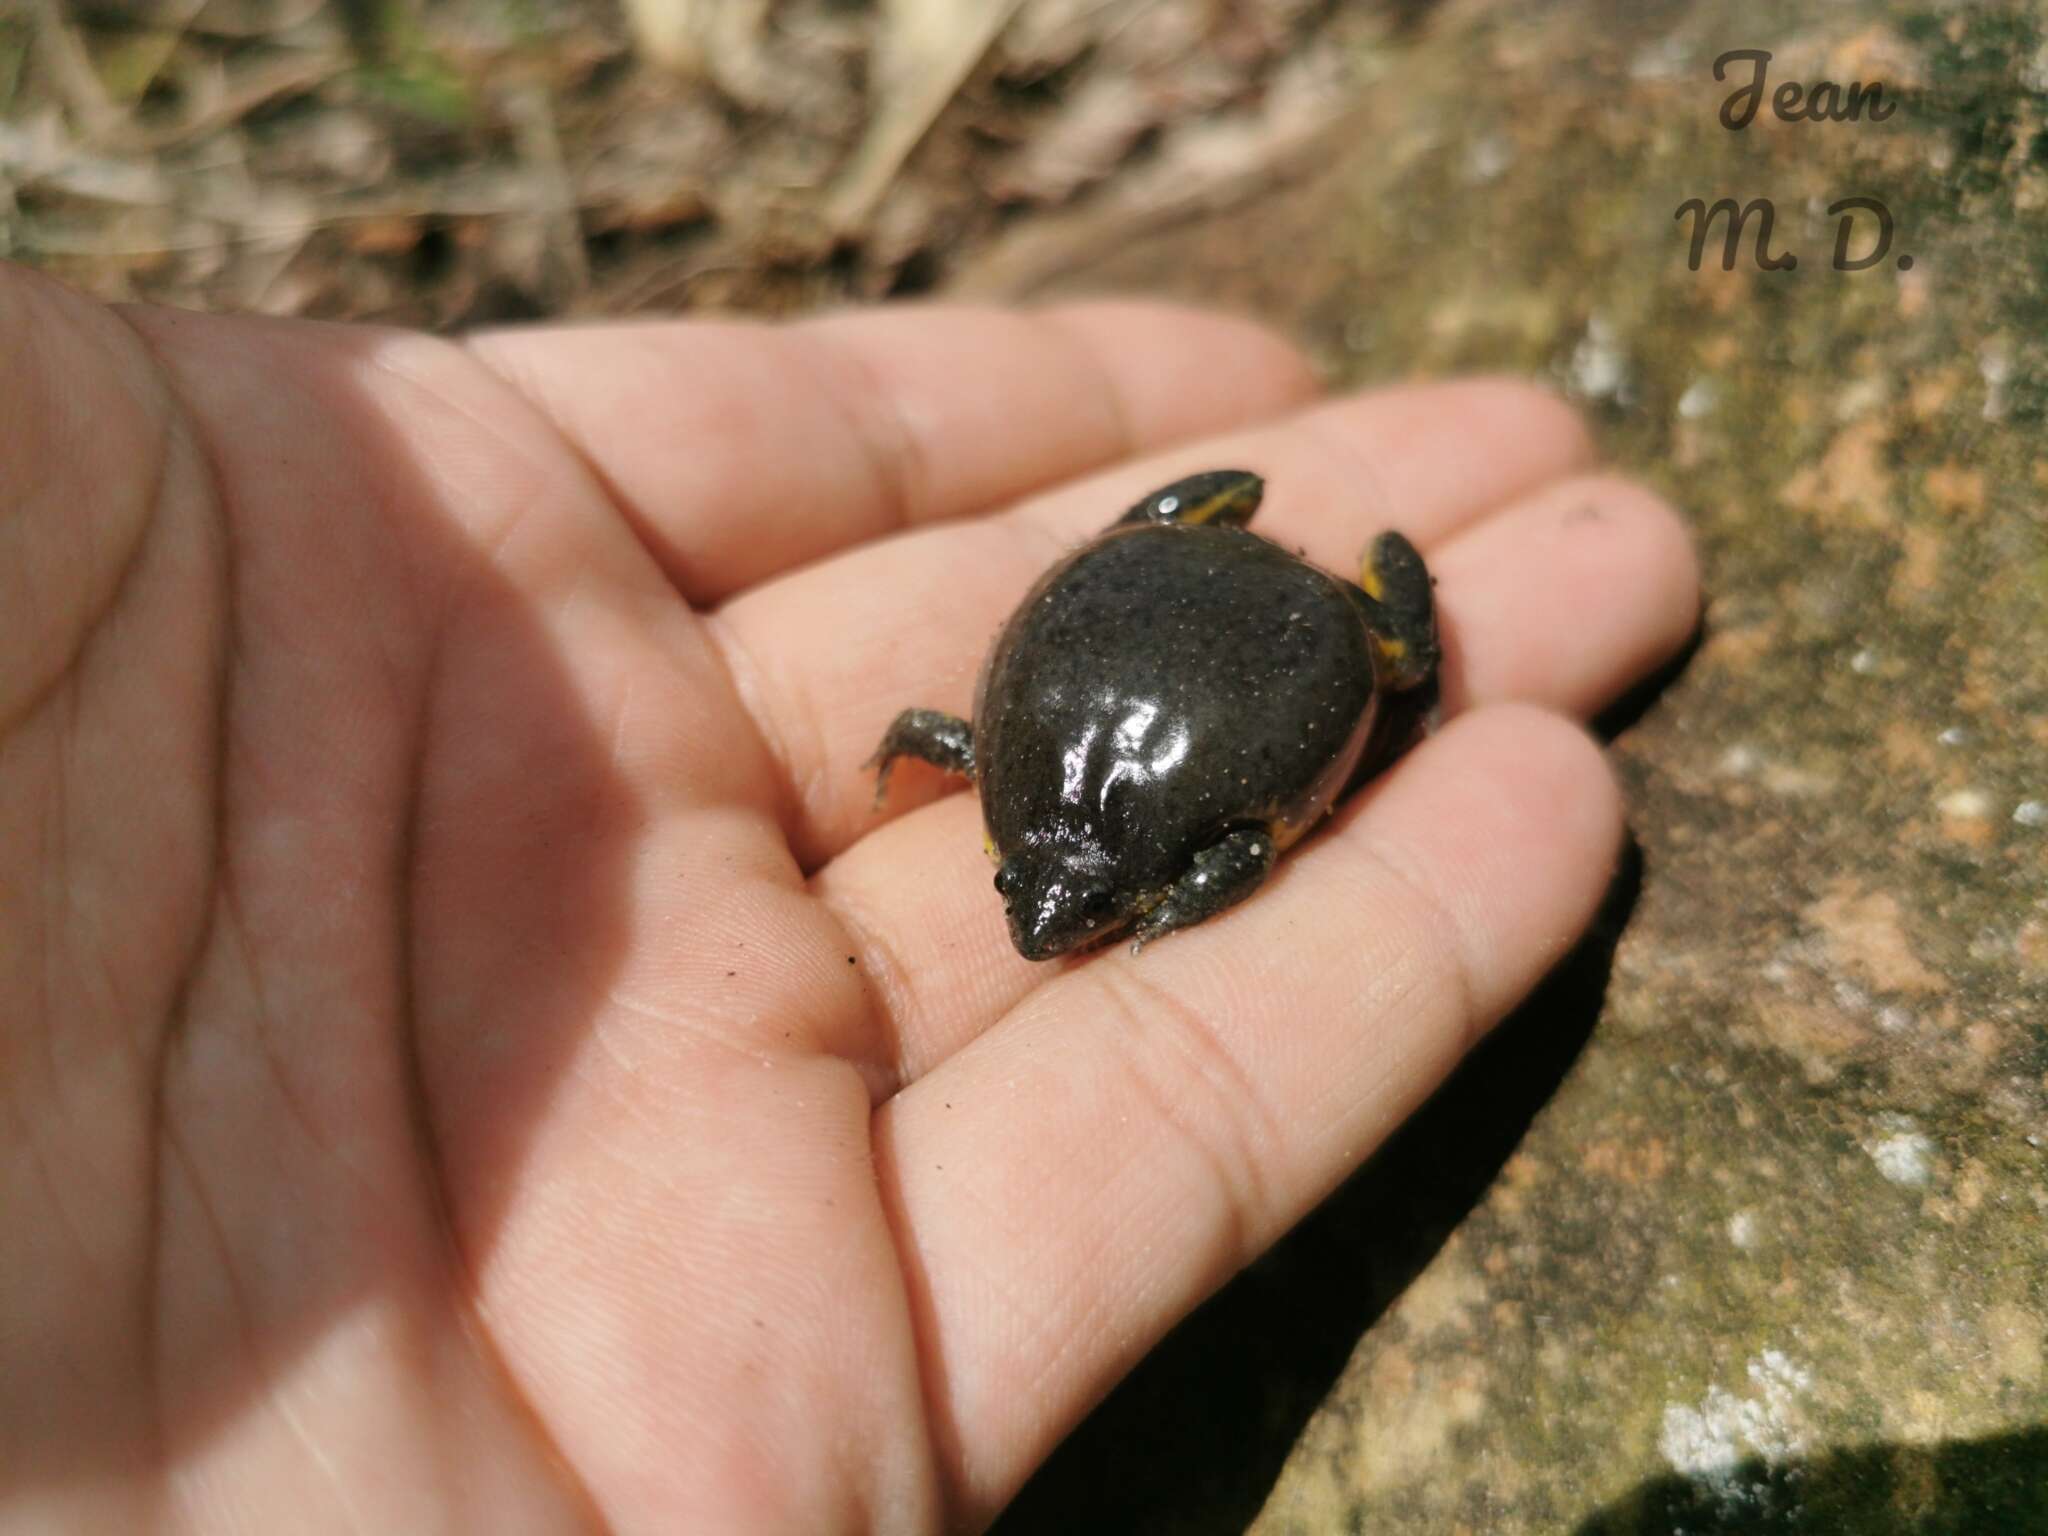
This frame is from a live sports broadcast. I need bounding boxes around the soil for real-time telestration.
[4,0,1396,323]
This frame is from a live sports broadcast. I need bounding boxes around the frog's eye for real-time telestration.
[994,864,1019,899]
[1079,883,1115,918]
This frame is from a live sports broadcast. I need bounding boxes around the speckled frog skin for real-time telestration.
[870,470,1439,959]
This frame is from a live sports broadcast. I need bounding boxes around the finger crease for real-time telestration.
[1351,836,1484,1061]
[794,327,932,536]
[0,362,172,743]
[700,610,817,844]
[1033,309,1140,470]
[458,338,711,601]
[1091,966,1280,1275]
[823,893,915,1101]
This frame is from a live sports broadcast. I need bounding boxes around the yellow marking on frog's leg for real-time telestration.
[1358,550,1387,600]
[1267,813,1316,854]
[1357,530,1439,695]
[983,829,1000,863]
[1247,800,1314,855]
[1117,470,1263,529]
[1182,478,1262,526]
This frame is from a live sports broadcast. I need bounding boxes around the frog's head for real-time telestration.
[994,847,1121,960]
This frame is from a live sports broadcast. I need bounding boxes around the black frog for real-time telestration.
[869,470,1440,960]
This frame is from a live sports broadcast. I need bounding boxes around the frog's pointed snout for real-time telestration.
[996,853,1115,961]
[1010,913,1068,963]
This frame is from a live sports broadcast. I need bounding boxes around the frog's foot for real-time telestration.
[1114,469,1263,530]
[1355,529,1440,694]
[866,708,975,807]
[1128,826,1279,954]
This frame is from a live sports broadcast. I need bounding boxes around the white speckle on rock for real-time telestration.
[1751,1351,1812,1395]
[1762,760,1834,797]
[1658,1351,1813,1510]
[1677,378,1718,420]
[1865,1115,1936,1188]
[1849,648,1880,675]
[2014,800,2047,828]
[1940,788,1993,820]
[2015,43,2048,92]
[1463,132,1513,184]
[1834,375,1887,422]
[1718,744,1759,777]
[1876,1004,1914,1034]
[1981,340,2012,421]
[1568,314,1629,400]
[1728,1210,1759,1251]
[1630,32,1692,80]
[1937,725,1969,747]
[2024,41,2048,92]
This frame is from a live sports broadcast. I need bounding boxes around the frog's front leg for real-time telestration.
[1128,826,1279,953]
[867,708,975,806]
[1114,469,1263,529]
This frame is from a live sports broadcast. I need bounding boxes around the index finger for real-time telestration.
[464,301,1320,603]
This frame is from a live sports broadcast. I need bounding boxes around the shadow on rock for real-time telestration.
[1575,1425,2048,1535]
[995,842,1646,1535]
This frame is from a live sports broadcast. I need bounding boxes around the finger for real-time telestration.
[464,301,1319,603]
[814,471,1689,1089]
[718,377,1592,866]
[871,706,1626,1523]
[1432,473,1701,716]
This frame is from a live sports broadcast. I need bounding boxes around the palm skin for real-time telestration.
[0,265,1697,1533]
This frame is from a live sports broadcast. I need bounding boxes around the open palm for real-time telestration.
[2,267,1696,1532]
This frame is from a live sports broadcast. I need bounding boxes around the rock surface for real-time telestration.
[981,1,2048,1529]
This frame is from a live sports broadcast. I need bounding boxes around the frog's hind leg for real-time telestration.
[1344,530,1443,793]
[1128,826,1279,954]
[1352,529,1440,693]
[866,708,974,807]
[1114,469,1263,530]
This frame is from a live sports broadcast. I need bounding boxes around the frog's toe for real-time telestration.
[868,708,975,807]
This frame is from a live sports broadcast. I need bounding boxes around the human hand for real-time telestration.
[1,267,1696,1532]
